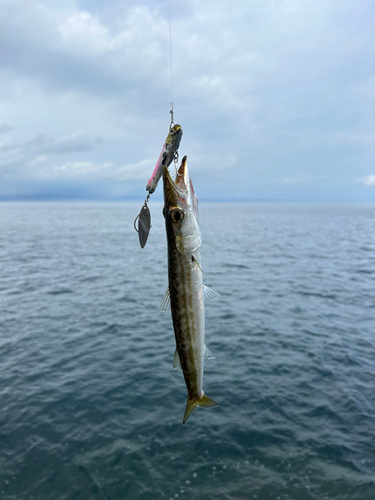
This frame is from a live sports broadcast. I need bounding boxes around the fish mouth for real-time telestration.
[163,156,189,208]
[163,166,179,207]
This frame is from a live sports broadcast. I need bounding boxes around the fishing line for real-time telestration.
[168,0,179,177]
[168,0,174,125]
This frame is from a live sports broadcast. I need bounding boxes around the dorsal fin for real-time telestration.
[190,178,199,220]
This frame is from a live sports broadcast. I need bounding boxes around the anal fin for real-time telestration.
[160,287,171,312]
[173,349,181,370]
[204,345,215,360]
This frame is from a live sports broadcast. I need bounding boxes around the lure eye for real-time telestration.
[170,208,184,223]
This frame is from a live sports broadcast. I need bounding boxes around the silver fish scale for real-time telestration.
[168,247,205,399]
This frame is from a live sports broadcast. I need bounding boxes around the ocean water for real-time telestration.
[0,201,374,500]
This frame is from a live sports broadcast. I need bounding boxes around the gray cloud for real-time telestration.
[24,133,105,155]
[0,0,374,201]
[0,124,15,135]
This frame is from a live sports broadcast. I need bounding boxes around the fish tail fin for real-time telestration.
[183,393,218,425]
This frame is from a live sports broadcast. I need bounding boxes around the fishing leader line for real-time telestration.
[168,0,174,114]
[168,0,179,178]
[168,0,182,179]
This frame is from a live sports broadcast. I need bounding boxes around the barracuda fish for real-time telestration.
[146,124,183,194]
[162,155,219,424]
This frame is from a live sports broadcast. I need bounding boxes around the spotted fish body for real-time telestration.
[163,156,218,424]
[146,124,183,194]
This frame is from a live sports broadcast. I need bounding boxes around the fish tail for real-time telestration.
[183,393,218,425]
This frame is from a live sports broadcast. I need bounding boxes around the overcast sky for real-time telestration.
[0,0,374,201]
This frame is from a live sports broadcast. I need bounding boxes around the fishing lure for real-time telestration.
[146,124,183,194]
[134,123,183,248]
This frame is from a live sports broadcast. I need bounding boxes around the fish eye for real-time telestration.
[170,208,184,223]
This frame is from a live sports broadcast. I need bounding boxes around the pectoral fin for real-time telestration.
[203,285,221,301]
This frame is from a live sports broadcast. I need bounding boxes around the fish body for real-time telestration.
[146,124,183,194]
[163,156,218,424]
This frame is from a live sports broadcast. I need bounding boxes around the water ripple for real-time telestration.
[0,202,374,500]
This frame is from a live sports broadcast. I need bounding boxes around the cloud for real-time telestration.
[325,132,375,146]
[0,0,374,201]
[0,124,14,135]
[27,155,47,166]
[356,175,375,186]
[0,2,170,97]
[24,132,105,155]
[0,137,18,153]
[32,158,155,183]
[0,129,106,186]
[279,172,313,184]
[0,131,104,159]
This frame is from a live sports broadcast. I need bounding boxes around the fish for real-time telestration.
[146,124,183,194]
[162,155,219,424]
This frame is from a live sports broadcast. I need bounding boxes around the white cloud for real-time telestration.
[27,155,47,166]
[32,158,155,183]
[182,152,237,182]
[279,172,313,184]
[356,175,375,186]
[325,132,375,146]
[58,11,108,45]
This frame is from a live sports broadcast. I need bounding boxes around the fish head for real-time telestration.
[166,124,183,152]
[163,155,201,253]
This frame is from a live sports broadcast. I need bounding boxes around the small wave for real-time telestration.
[220,313,235,320]
[356,269,374,275]
[99,323,124,335]
[117,295,137,303]
[297,290,337,299]
[79,276,101,283]
[47,288,73,295]
[223,263,249,269]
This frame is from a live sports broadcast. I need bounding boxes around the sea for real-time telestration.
[0,202,374,500]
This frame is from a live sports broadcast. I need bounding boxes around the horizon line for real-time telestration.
[0,198,373,204]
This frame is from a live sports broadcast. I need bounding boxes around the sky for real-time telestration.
[0,0,374,202]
